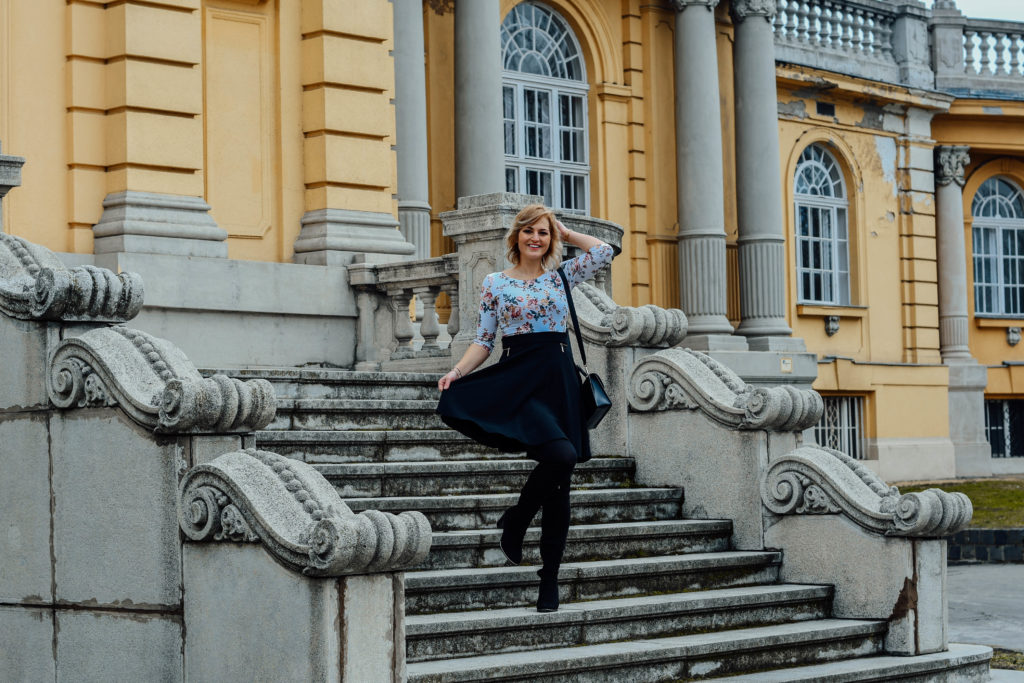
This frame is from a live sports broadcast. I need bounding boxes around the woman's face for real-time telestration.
[518,216,552,262]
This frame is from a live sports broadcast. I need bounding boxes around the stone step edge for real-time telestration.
[429,519,732,547]
[274,398,439,411]
[200,367,441,383]
[313,458,632,475]
[712,642,993,682]
[344,487,684,511]
[405,551,782,589]
[405,618,886,679]
[406,583,832,633]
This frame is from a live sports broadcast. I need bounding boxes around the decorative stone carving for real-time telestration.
[573,282,688,348]
[627,347,823,431]
[0,233,144,322]
[179,449,432,576]
[935,145,970,187]
[825,315,840,337]
[667,0,718,11]
[48,326,276,433]
[730,0,776,22]
[1008,326,1021,347]
[762,445,974,537]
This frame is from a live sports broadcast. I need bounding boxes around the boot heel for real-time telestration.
[536,573,559,612]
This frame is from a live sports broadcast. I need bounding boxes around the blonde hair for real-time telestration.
[505,204,562,270]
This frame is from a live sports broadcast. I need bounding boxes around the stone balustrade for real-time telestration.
[963,19,1024,80]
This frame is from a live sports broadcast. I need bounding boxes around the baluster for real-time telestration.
[442,283,460,339]
[785,0,800,43]
[829,3,843,50]
[842,6,856,54]
[797,1,811,44]
[994,33,1008,76]
[979,31,993,75]
[773,0,786,35]
[854,9,866,54]
[964,30,977,74]
[413,285,441,351]
[1010,34,1023,77]
[390,289,415,359]
[880,16,894,59]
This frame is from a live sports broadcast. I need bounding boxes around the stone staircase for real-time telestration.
[206,367,992,682]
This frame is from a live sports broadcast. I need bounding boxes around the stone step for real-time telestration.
[712,642,993,681]
[344,487,684,531]
[314,457,634,498]
[406,583,833,662]
[267,398,445,431]
[256,429,510,463]
[201,367,440,401]
[404,551,782,614]
[405,618,887,682]
[419,519,732,570]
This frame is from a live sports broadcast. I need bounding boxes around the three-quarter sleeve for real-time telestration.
[562,243,614,288]
[471,274,498,352]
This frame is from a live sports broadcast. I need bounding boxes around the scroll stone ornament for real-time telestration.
[731,0,777,22]
[572,282,688,348]
[762,446,974,537]
[628,347,823,431]
[48,326,276,433]
[178,449,432,576]
[935,145,970,187]
[0,232,143,322]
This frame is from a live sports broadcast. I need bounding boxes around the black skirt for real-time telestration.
[437,331,590,463]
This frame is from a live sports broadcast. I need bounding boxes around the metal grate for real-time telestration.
[984,399,1024,458]
[813,395,865,460]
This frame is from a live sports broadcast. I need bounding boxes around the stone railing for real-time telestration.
[773,0,901,83]
[625,344,973,657]
[932,2,1024,97]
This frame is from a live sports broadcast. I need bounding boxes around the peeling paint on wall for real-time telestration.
[983,106,1004,115]
[778,100,807,118]
[875,135,898,191]
[856,102,885,131]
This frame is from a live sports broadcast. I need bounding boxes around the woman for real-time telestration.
[436,203,613,612]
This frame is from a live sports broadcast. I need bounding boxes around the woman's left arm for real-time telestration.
[556,219,613,287]
[556,219,604,252]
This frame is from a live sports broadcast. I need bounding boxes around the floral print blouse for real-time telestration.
[472,243,614,352]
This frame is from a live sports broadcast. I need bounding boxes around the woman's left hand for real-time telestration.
[555,219,571,241]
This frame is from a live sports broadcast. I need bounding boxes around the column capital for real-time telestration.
[667,0,719,12]
[935,145,971,187]
[730,0,776,23]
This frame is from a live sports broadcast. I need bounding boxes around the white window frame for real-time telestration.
[972,176,1024,317]
[501,2,590,214]
[794,145,851,306]
[813,395,866,460]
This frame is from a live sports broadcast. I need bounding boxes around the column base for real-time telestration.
[745,335,807,352]
[705,349,818,389]
[682,334,749,352]
[398,201,432,261]
[947,361,992,477]
[293,209,416,266]
[92,191,228,258]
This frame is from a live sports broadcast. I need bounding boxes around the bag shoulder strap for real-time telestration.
[557,266,587,368]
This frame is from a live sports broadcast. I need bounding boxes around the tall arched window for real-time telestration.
[501,2,589,213]
[972,176,1024,316]
[794,145,850,305]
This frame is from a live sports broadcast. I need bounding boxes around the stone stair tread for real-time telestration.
[275,398,438,410]
[201,367,441,383]
[432,518,730,542]
[314,457,630,475]
[345,487,684,512]
[406,551,781,588]
[405,618,886,681]
[258,429,478,443]
[711,642,993,681]
[406,583,831,631]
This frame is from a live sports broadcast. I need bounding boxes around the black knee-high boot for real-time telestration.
[537,480,571,612]
[497,439,576,567]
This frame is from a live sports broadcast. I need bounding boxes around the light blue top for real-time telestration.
[472,243,614,352]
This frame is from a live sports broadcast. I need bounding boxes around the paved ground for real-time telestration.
[949,563,1024,652]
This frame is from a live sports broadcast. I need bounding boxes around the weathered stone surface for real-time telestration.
[0,606,54,682]
[184,543,342,682]
[92,190,228,258]
[48,326,275,434]
[0,414,53,603]
[178,449,431,576]
[0,316,49,410]
[343,574,399,682]
[293,208,415,266]
[572,282,687,348]
[51,412,182,607]
[56,610,182,682]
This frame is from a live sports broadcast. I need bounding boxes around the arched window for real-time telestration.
[501,2,589,213]
[972,176,1024,316]
[794,145,850,305]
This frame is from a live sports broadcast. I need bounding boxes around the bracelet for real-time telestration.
[452,367,463,378]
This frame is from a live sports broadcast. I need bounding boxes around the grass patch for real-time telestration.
[898,479,1024,528]
[992,648,1024,671]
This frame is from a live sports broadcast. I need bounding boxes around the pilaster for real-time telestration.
[454,0,504,198]
[0,143,25,233]
[66,0,223,257]
[671,0,744,350]
[731,0,802,350]
[295,0,414,265]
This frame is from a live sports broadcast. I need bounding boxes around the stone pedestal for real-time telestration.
[948,362,993,477]
[0,145,26,233]
[92,191,229,258]
[293,209,416,266]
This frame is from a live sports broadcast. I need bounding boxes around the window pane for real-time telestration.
[503,86,516,156]
[505,167,518,192]
[526,168,553,206]
[560,173,586,212]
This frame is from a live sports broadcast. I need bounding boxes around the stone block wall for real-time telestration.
[948,529,1024,563]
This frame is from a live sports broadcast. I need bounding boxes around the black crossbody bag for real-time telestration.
[557,266,612,429]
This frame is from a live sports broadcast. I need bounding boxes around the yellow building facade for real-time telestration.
[2,0,1023,480]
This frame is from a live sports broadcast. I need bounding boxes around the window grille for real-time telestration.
[794,145,850,306]
[500,2,589,213]
[813,395,865,460]
[972,177,1024,316]
[984,399,1024,458]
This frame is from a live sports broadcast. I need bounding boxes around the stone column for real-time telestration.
[671,0,746,351]
[394,0,432,260]
[934,144,992,476]
[731,0,802,351]
[0,143,25,233]
[454,0,505,199]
